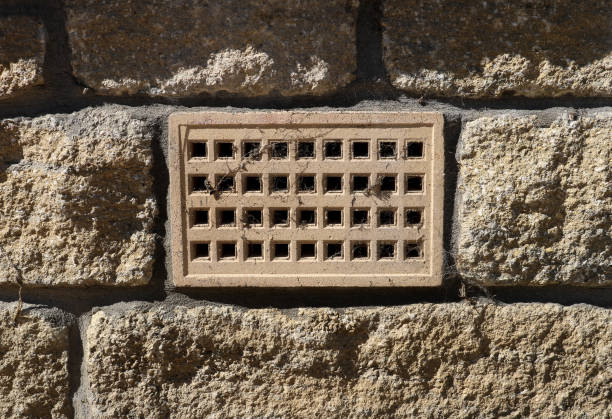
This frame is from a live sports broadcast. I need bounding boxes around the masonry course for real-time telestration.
[383,0,612,98]
[85,302,612,418]
[64,0,358,97]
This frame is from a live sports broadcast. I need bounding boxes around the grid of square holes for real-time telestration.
[170,113,444,286]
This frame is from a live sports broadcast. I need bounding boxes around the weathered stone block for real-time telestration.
[0,107,156,286]
[86,303,612,417]
[458,113,611,285]
[383,0,612,97]
[65,0,358,97]
[0,303,71,418]
[0,16,46,99]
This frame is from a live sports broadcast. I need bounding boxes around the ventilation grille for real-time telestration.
[170,112,444,286]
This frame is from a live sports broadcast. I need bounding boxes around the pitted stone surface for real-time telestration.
[0,16,46,99]
[87,303,612,417]
[65,0,358,97]
[0,303,71,418]
[0,107,156,286]
[383,0,612,97]
[458,113,611,286]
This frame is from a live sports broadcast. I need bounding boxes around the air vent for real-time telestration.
[169,112,444,286]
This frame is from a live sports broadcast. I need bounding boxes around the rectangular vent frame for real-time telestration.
[169,112,444,287]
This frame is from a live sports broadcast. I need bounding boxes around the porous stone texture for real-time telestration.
[457,113,611,286]
[0,16,46,99]
[87,303,612,417]
[0,303,71,418]
[0,107,156,286]
[383,0,612,97]
[65,0,357,97]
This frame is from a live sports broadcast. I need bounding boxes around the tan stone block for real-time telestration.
[0,16,46,99]
[0,107,156,286]
[457,113,611,285]
[86,303,612,417]
[383,0,612,97]
[0,303,71,418]
[65,0,358,97]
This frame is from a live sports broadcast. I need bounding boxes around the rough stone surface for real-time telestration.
[457,113,611,286]
[0,303,71,418]
[0,16,46,99]
[0,107,156,286]
[383,0,612,97]
[86,302,612,417]
[65,0,358,97]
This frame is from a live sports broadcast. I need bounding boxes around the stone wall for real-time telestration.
[0,1,610,417]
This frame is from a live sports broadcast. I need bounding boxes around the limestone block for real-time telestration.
[65,0,358,97]
[457,113,611,285]
[0,107,156,286]
[0,303,71,418]
[0,16,46,99]
[383,0,612,97]
[86,303,612,417]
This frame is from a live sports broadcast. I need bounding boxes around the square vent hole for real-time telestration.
[271,209,289,227]
[406,141,424,158]
[325,209,343,226]
[193,209,209,226]
[379,209,396,226]
[192,243,210,260]
[298,175,316,193]
[244,175,262,193]
[379,141,397,158]
[297,141,315,159]
[270,175,289,193]
[218,242,236,260]
[406,175,423,192]
[325,175,343,193]
[270,141,288,159]
[352,209,369,226]
[351,242,369,260]
[298,209,316,227]
[379,175,396,192]
[243,141,261,160]
[247,242,263,259]
[243,209,262,227]
[218,209,236,227]
[191,176,209,193]
[216,141,234,159]
[378,242,396,260]
[324,140,342,159]
[191,142,207,158]
[325,242,343,260]
[272,242,290,259]
[406,209,423,226]
[352,175,369,192]
[299,242,316,260]
[352,141,369,158]
[405,242,422,259]
[216,175,235,193]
